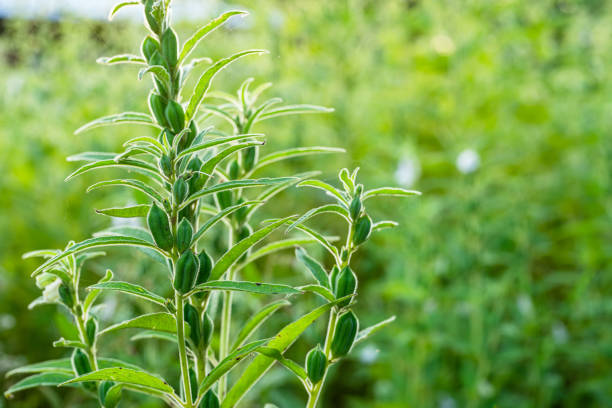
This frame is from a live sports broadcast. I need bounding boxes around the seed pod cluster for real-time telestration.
[306,345,327,384]
[331,311,359,358]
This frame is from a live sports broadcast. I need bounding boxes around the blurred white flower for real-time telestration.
[552,322,569,344]
[359,344,379,364]
[516,294,534,317]
[439,396,457,408]
[456,148,480,174]
[477,379,494,398]
[394,155,421,187]
[431,34,456,55]
[0,314,16,330]
[424,298,437,315]
[42,279,61,303]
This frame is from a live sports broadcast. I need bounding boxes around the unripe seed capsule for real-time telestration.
[189,367,198,402]
[331,310,359,358]
[176,218,193,253]
[330,265,340,292]
[334,266,357,307]
[102,383,122,408]
[173,177,189,205]
[173,250,199,294]
[216,190,233,210]
[85,317,98,346]
[234,198,249,225]
[98,381,114,406]
[165,100,185,134]
[161,27,178,68]
[228,159,240,180]
[306,345,327,384]
[149,93,168,127]
[196,250,213,285]
[71,349,91,376]
[352,214,372,246]
[159,154,173,178]
[147,203,173,251]
[141,35,160,62]
[201,389,220,408]
[242,146,258,172]
[202,312,214,347]
[184,303,201,347]
[349,196,362,220]
[58,283,74,309]
[178,120,197,152]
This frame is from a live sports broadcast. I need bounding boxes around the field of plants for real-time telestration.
[0,1,611,407]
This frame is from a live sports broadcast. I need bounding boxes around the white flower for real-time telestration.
[42,279,61,303]
[516,294,534,317]
[359,345,379,364]
[431,34,456,55]
[552,322,569,344]
[394,155,421,188]
[456,148,480,174]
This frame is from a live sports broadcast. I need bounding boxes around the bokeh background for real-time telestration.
[1,0,611,407]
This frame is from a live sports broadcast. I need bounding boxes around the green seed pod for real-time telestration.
[141,35,160,62]
[216,190,233,210]
[102,383,122,408]
[161,27,178,68]
[176,218,193,253]
[340,248,350,263]
[173,250,199,294]
[71,349,91,376]
[201,312,214,347]
[352,214,372,246]
[189,367,198,402]
[144,0,162,34]
[349,196,362,220]
[355,184,364,196]
[184,303,201,347]
[85,317,98,346]
[187,157,204,195]
[306,345,327,384]
[98,381,114,406]
[147,203,173,251]
[227,159,240,180]
[331,311,359,358]
[200,389,220,408]
[334,266,357,307]
[196,250,213,285]
[234,198,249,225]
[149,92,168,127]
[242,146,258,172]
[330,265,340,292]
[165,100,185,133]
[58,283,74,309]
[178,120,197,152]
[173,177,189,205]
[159,154,173,178]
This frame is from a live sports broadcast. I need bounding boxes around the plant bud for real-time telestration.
[352,214,372,246]
[159,154,173,178]
[161,27,178,68]
[306,345,327,384]
[147,203,173,251]
[58,283,74,309]
[349,196,362,220]
[149,92,168,127]
[242,146,258,172]
[216,190,233,210]
[201,312,214,347]
[200,389,220,408]
[144,0,162,34]
[196,250,213,285]
[331,311,359,358]
[71,349,91,376]
[228,159,240,180]
[334,266,357,307]
[173,250,199,294]
[330,265,340,292]
[85,317,98,346]
[234,198,249,225]
[176,218,193,253]
[184,303,201,347]
[165,100,185,134]
[141,35,160,62]
[173,177,189,204]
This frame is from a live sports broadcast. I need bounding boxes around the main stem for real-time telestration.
[218,228,235,399]
[176,292,194,407]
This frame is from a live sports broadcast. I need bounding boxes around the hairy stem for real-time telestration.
[176,292,194,408]
[218,228,235,399]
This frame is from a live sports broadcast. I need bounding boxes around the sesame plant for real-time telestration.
[4,1,419,407]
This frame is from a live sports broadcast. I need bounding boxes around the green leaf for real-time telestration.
[258,104,334,120]
[93,227,166,265]
[210,216,296,281]
[242,97,282,133]
[22,249,60,259]
[297,179,348,205]
[198,339,269,395]
[192,200,261,245]
[222,299,344,407]
[176,133,265,160]
[100,313,177,336]
[287,204,350,232]
[32,236,169,277]
[87,179,165,203]
[372,220,399,232]
[4,373,75,397]
[363,187,421,200]
[130,330,177,343]
[84,269,113,313]
[123,136,165,153]
[355,316,396,345]
[61,368,174,395]
[108,1,140,20]
[198,141,266,183]
[295,248,329,288]
[88,281,166,306]
[97,54,146,65]
[298,284,335,302]
[53,338,87,349]
[248,147,345,176]
[256,347,307,381]
[138,65,170,83]
[179,10,249,63]
[96,204,150,218]
[231,299,290,350]
[75,112,157,135]
[186,49,267,120]
[190,280,301,296]
[235,237,333,272]
[67,151,118,162]
[65,158,161,182]
[6,359,73,377]
[181,178,292,211]
[290,224,340,265]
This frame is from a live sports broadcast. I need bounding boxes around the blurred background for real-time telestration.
[1,0,611,407]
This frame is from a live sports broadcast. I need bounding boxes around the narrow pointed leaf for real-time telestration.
[4,373,75,397]
[287,204,350,232]
[130,330,177,343]
[295,248,329,288]
[61,368,174,394]
[97,54,146,65]
[84,269,113,313]
[249,147,345,175]
[232,299,290,350]
[192,200,260,244]
[88,281,166,305]
[297,180,348,205]
[190,280,300,296]
[256,348,307,380]
[6,359,73,377]
[298,284,335,302]
[138,65,170,83]
[65,158,161,182]
[100,313,177,336]
[108,1,140,20]
[363,187,421,200]
[290,224,340,265]
[258,104,334,120]
[372,220,399,232]
[198,141,266,182]
[87,179,165,203]
[75,112,156,135]
[67,152,117,162]
[355,316,396,345]
[93,227,166,265]
[96,204,150,218]
[245,172,320,218]
[176,134,265,160]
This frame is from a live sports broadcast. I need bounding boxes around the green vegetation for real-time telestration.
[1,1,611,407]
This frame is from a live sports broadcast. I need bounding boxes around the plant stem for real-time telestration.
[74,311,99,371]
[218,227,235,399]
[307,309,338,408]
[176,292,194,408]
